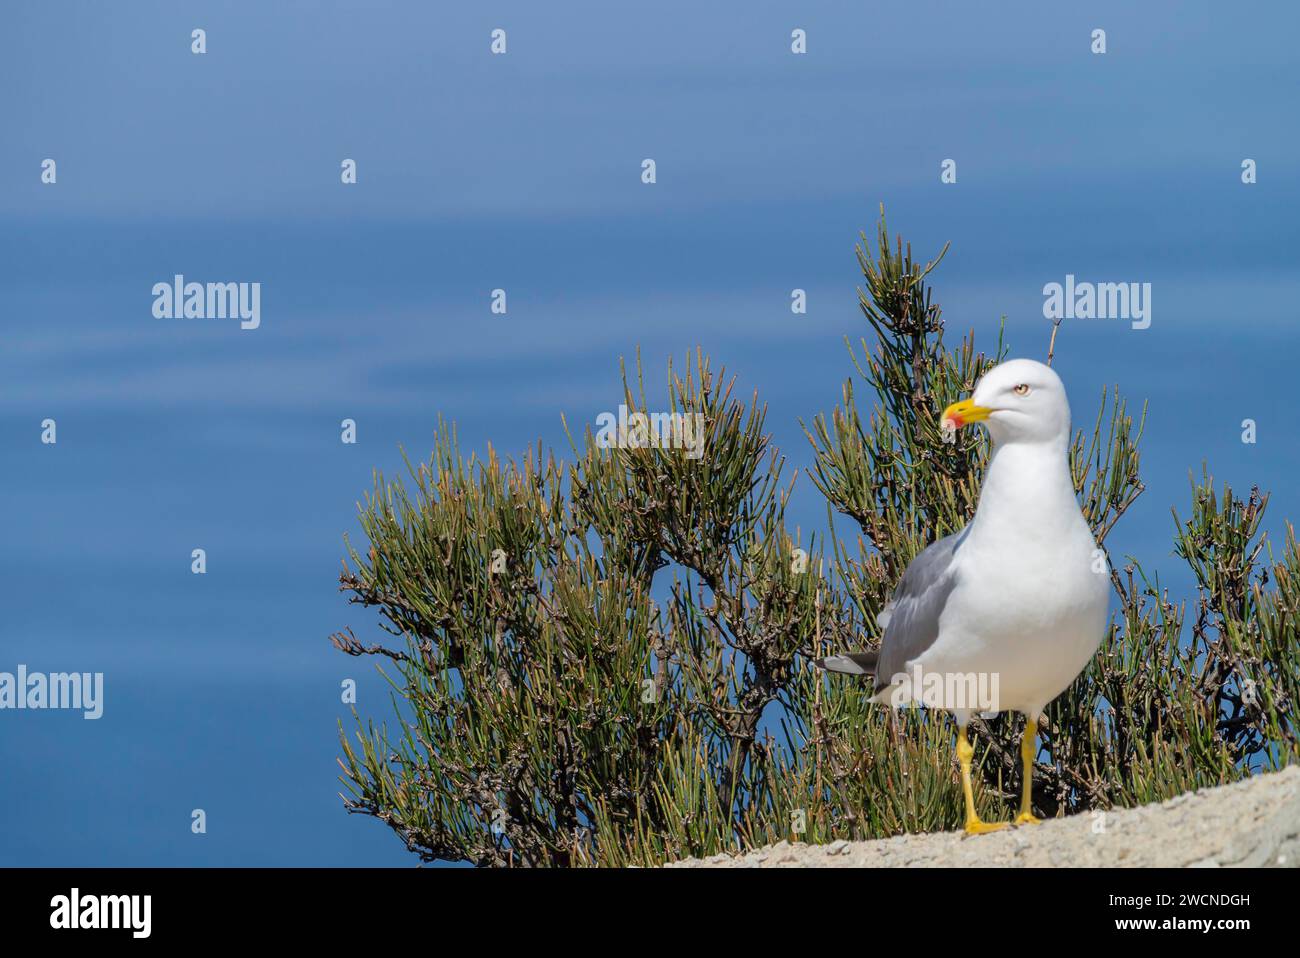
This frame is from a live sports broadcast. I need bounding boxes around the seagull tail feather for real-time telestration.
[813,651,879,678]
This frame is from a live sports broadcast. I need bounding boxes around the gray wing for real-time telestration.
[874,527,968,686]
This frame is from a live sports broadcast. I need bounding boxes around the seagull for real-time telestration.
[816,358,1109,834]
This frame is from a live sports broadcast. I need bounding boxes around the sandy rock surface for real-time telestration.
[666,766,1300,868]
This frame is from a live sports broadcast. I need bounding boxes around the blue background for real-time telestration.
[1,1,1297,865]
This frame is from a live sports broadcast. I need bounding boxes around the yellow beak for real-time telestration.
[941,398,993,429]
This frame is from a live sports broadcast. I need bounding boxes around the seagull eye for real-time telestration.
[1013,383,1031,396]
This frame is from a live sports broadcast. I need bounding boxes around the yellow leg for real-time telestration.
[1014,717,1042,826]
[957,726,1007,835]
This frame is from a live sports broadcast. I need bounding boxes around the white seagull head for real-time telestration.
[942,358,1071,448]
